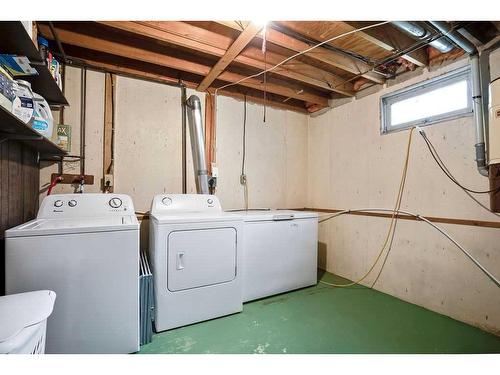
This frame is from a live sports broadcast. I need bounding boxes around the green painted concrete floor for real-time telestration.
[139,271,500,354]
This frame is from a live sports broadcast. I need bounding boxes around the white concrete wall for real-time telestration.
[215,95,308,210]
[113,77,309,212]
[308,56,500,335]
[40,67,104,196]
[113,77,198,212]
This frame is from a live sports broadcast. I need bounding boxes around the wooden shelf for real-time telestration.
[0,21,68,106]
[0,106,67,157]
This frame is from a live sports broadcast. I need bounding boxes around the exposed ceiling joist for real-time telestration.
[216,21,385,84]
[343,21,428,67]
[68,56,199,89]
[197,22,261,92]
[208,89,309,113]
[63,56,309,113]
[239,46,354,96]
[97,21,354,96]
[38,24,329,107]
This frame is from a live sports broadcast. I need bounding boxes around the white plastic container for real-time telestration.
[0,290,56,354]
[11,80,34,124]
[31,92,54,138]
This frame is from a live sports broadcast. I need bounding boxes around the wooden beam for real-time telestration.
[64,56,308,114]
[38,24,329,107]
[239,46,354,96]
[103,72,115,192]
[197,22,261,92]
[204,94,216,174]
[305,207,500,229]
[71,57,198,89]
[97,21,354,96]
[217,21,385,84]
[343,22,428,67]
[207,88,309,113]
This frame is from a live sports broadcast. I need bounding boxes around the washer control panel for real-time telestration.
[109,197,123,208]
[39,194,135,218]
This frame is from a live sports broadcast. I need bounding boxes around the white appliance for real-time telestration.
[489,77,500,166]
[149,194,243,331]
[5,194,140,354]
[0,290,56,354]
[238,210,319,302]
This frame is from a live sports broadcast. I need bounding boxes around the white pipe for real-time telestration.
[319,208,500,288]
[470,55,489,177]
[426,22,488,177]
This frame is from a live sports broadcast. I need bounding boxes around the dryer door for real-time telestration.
[167,227,237,292]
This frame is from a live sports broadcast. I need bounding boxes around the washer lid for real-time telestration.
[0,290,56,343]
[230,209,319,222]
[5,215,139,237]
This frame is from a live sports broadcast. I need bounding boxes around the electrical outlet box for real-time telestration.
[240,174,247,185]
[211,164,219,178]
[104,174,114,187]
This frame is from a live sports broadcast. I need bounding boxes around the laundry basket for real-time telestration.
[0,290,56,354]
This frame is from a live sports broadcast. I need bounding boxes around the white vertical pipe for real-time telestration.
[470,54,489,177]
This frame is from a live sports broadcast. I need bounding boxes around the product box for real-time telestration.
[56,124,71,152]
[0,54,38,77]
[0,66,15,112]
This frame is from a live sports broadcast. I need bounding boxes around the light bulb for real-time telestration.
[252,20,268,34]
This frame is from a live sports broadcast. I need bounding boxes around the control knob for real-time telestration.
[68,200,77,207]
[162,197,173,206]
[109,197,123,208]
[54,200,63,208]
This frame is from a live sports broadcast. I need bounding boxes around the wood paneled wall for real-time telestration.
[0,140,40,295]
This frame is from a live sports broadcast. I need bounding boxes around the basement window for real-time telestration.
[380,67,473,134]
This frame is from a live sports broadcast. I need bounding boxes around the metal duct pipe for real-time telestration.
[186,95,209,194]
[470,54,489,176]
[391,21,454,53]
[428,21,477,54]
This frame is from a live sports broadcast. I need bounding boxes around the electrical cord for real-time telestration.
[214,21,390,95]
[318,208,500,289]
[418,129,500,194]
[319,128,500,289]
[241,95,249,210]
[417,128,500,217]
[370,210,400,289]
[320,127,416,287]
[420,129,500,217]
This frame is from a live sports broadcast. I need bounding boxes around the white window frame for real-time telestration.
[380,66,473,134]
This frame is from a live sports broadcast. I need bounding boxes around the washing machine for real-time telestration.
[5,193,140,354]
[237,210,319,302]
[149,194,243,331]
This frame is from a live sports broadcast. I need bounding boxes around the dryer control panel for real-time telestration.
[38,194,135,218]
[151,194,222,215]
